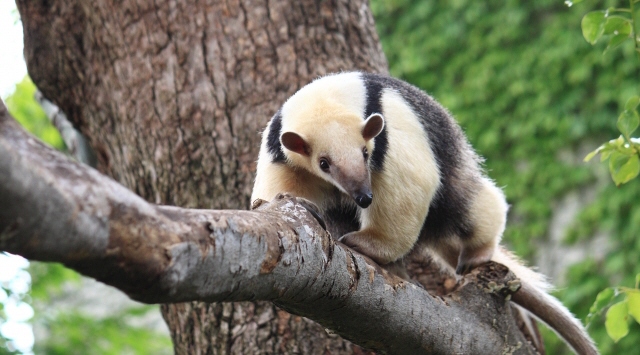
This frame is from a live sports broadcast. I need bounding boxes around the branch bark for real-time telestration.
[0,101,537,354]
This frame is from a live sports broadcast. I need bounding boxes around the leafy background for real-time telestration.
[3,0,640,353]
[371,0,640,353]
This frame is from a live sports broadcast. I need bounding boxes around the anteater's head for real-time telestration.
[280,112,384,209]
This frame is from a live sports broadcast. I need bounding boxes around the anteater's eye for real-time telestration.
[319,158,330,172]
[362,147,369,160]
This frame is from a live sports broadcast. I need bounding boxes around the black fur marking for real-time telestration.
[361,72,481,242]
[362,77,388,172]
[266,111,286,163]
[323,202,360,238]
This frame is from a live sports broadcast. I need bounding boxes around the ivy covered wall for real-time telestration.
[371,0,640,353]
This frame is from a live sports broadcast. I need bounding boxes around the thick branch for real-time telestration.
[0,103,536,354]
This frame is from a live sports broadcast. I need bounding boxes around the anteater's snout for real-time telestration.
[354,192,373,209]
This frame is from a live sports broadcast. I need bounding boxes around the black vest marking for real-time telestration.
[267,111,286,163]
[361,72,480,242]
[363,77,388,172]
[323,202,360,237]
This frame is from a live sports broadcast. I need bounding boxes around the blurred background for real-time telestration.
[1,0,639,354]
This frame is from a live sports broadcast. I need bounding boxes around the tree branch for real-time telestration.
[34,91,96,167]
[0,101,537,354]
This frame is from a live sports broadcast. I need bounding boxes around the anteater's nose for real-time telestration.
[355,192,373,209]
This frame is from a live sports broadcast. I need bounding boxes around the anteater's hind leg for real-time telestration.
[456,179,508,274]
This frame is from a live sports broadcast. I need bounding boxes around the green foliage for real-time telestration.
[606,301,629,342]
[27,262,81,302]
[580,8,632,52]
[617,97,639,139]
[582,10,607,44]
[5,77,65,150]
[585,274,640,343]
[27,262,172,355]
[0,253,31,355]
[629,290,640,323]
[371,0,640,353]
[579,2,640,184]
[574,0,640,345]
[32,309,172,355]
[585,134,640,186]
[587,287,616,325]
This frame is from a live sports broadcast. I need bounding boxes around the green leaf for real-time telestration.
[620,155,640,183]
[609,152,640,186]
[606,33,631,52]
[625,96,640,111]
[612,135,626,147]
[584,143,611,162]
[584,139,625,162]
[617,109,640,139]
[636,273,640,288]
[605,301,629,342]
[582,11,607,45]
[584,150,598,162]
[587,287,615,324]
[592,288,616,313]
[604,16,632,36]
[601,148,614,162]
[628,290,640,324]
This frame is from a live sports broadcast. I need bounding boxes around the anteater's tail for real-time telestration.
[492,247,599,355]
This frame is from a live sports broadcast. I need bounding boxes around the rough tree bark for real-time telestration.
[16,0,387,352]
[10,0,542,353]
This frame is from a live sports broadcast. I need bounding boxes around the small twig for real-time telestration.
[34,90,96,166]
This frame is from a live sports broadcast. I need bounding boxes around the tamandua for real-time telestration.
[251,72,598,355]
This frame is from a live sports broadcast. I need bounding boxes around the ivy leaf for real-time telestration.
[617,109,639,140]
[628,290,640,325]
[582,11,607,45]
[609,151,640,186]
[605,301,629,342]
[587,287,615,325]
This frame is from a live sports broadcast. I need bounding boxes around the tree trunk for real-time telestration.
[16,0,387,352]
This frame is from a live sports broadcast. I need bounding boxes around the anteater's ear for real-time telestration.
[281,132,311,156]
[362,113,385,141]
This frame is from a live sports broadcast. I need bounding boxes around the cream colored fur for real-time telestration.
[252,72,371,204]
[457,178,509,271]
[352,88,439,263]
[254,75,441,264]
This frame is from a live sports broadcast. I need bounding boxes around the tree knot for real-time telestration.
[466,262,521,299]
